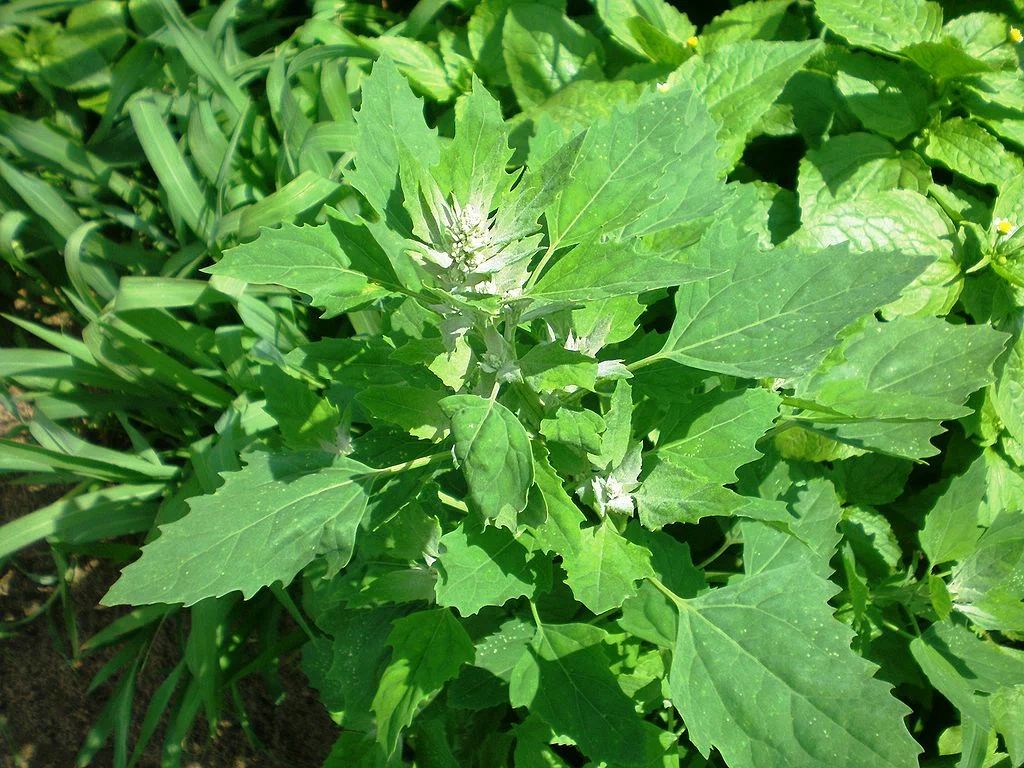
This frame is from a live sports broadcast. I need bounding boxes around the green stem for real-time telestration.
[627,353,664,372]
[695,536,736,570]
[524,242,558,292]
[646,576,685,609]
[375,452,449,476]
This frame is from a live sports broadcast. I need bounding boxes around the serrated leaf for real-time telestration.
[653,388,779,481]
[910,620,1024,731]
[833,51,931,142]
[919,455,986,565]
[502,4,602,109]
[670,563,922,768]
[741,477,844,577]
[103,451,383,606]
[440,395,534,528]
[562,519,655,614]
[661,215,930,378]
[636,463,790,529]
[206,223,389,317]
[350,56,440,232]
[372,608,473,755]
[799,317,1008,422]
[992,685,1024,766]
[356,384,447,440]
[509,622,648,766]
[529,446,586,556]
[950,510,1024,632]
[261,367,340,449]
[519,344,599,392]
[435,524,546,615]
[923,118,1022,190]
[435,77,512,212]
[302,605,403,730]
[797,133,932,221]
[674,40,820,168]
[797,189,961,318]
[545,86,724,248]
[594,0,694,61]
[530,237,721,302]
[815,0,942,53]
[539,407,605,454]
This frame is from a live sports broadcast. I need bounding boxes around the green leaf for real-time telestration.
[670,563,922,768]
[440,395,535,529]
[992,685,1024,766]
[833,51,931,142]
[519,344,599,392]
[206,222,390,318]
[923,118,1023,190]
[653,388,779,481]
[701,0,795,50]
[594,0,694,62]
[673,40,820,168]
[636,464,790,529]
[502,4,602,109]
[661,215,930,378]
[303,605,403,730]
[796,189,960,319]
[950,510,1024,632]
[372,608,474,755]
[539,407,605,455]
[919,455,986,565]
[798,317,1009,421]
[435,524,547,615]
[797,133,932,221]
[562,519,655,614]
[262,367,341,449]
[434,77,512,212]
[741,477,844,577]
[529,237,721,302]
[545,86,724,248]
[103,451,384,606]
[815,0,942,53]
[529,446,586,556]
[509,622,649,766]
[349,56,440,229]
[356,385,447,440]
[910,620,1024,731]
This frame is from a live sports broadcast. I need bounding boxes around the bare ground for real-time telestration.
[0,405,337,768]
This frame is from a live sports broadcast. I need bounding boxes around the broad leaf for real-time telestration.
[815,0,942,53]
[673,40,820,168]
[440,395,535,528]
[919,455,986,566]
[104,451,382,606]
[799,317,1008,421]
[435,523,547,615]
[670,563,922,768]
[562,519,655,614]
[661,216,931,378]
[372,608,474,754]
[206,223,389,317]
[509,622,649,766]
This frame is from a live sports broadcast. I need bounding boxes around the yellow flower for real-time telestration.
[1010,26,1023,44]
[686,35,699,48]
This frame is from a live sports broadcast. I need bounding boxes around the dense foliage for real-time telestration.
[2,0,1024,766]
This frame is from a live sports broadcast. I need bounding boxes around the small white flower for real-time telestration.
[656,81,671,93]
[994,217,1019,242]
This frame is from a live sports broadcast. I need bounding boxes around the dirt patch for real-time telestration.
[0,410,337,767]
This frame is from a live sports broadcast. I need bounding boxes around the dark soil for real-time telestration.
[0,408,338,768]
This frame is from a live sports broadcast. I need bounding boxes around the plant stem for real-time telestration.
[375,451,449,475]
[646,576,685,609]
